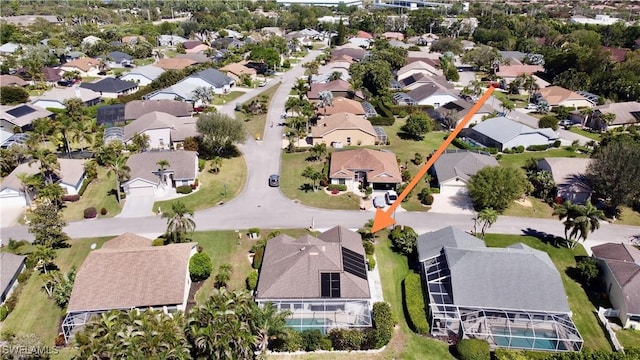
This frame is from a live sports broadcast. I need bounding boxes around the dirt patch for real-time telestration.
[515,198,532,207]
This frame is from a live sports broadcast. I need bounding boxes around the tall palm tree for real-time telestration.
[553,200,604,249]
[30,117,52,147]
[500,100,515,115]
[598,113,616,131]
[579,108,594,128]
[522,74,540,104]
[310,143,327,162]
[192,86,214,107]
[16,172,40,207]
[162,201,196,243]
[318,91,333,116]
[54,115,75,154]
[477,207,498,239]
[293,78,308,100]
[29,149,60,185]
[106,155,130,203]
[33,245,56,274]
[71,119,93,152]
[210,156,222,173]
[156,159,170,187]
[252,303,291,358]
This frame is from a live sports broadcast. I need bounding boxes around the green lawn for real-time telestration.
[153,157,246,212]
[1,236,111,346]
[236,84,280,141]
[132,58,154,66]
[609,206,640,226]
[569,127,602,142]
[280,152,361,210]
[503,198,555,219]
[498,148,590,169]
[493,91,530,108]
[211,91,245,105]
[615,328,640,349]
[484,234,612,351]
[61,167,122,222]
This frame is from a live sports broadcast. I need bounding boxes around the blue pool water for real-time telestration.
[286,318,327,333]
[492,327,561,350]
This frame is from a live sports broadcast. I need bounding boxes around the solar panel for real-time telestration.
[6,105,36,118]
[97,104,125,125]
[342,247,368,280]
[320,272,341,298]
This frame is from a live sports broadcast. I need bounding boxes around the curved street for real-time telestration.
[1,51,638,246]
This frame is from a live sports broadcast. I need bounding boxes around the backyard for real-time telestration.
[153,157,246,212]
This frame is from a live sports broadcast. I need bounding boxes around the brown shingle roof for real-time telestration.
[495,64,544,78]
[1,158,85,192]
[124,111,177,140]
[124,100,193,120]
[590,101,640,126]
[592,242,640,315]
[316,97,365,116]
[329,149,402,183]
[307,79,360,100]
[538,86,589,106]
[67,237,196,312]
[155,58,197,70]
[0,74,28,86]
[592,243,640,263]
[61,57,100,72]
[256,226,370,300]
[101,232,153,249]
[311,112,375,138]
[220,63,257,77]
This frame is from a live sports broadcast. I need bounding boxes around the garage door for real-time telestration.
[440,185,468,196]
[128,186,155,197]
[0,195,27,208]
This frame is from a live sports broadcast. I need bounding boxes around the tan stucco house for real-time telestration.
[311,112,377,147]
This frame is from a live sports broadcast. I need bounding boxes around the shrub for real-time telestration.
[487,147,498,154]
[0,306,8,321]
[503,147,513,154]
[577,257,600,286]
[327,184,347,191]
[62,194,80,202]
[152,238,165,246]
[248,227,260,236]
[100,207,108,215]
[54,333,66,347]
[366,302,394,349]
[496,154,503,160]
[301,329,325,351]
[516,145,525,153]
[271,328,302,352]
[398,110,408,118]
[403,273,429,334]
[78,178,92,196]
[282,59,291,68]
[539,115,559,130]
[189,252,213,282]
[452,137,475,150]
[553,140,561,148]
[362,240,375,255]
[526,144,549,151]
[423,194,434,206]
[16,269,32,284]
[176,185,193,194]
[253,247,264,269]
[329,328,364,350]
[368,116,395,126]
[246,269,258,290]
[456,338,490,360]
[83,207,97,219]
[367,254,376,270]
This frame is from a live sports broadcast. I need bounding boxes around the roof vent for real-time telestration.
[309,252,318,256]
[300,246,306,251]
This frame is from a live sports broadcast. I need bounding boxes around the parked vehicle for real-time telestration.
[268,174,280,187]
[526,103,538,110]
[385,190,398,205]
[373,196,386,208]
[559,119,572,127]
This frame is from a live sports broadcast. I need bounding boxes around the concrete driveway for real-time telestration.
[429,192,475,214]
[117,193,155,218]
[1,204,25,227]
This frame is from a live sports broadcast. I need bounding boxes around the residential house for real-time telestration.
[572,101,640,130]
[81,35,102,47]
[406,51,441,66]
[431,150,499,196]
[96,104,125,126]
[495,64,544,84]
[157,35,188,47]
[62,233,197,342]
[311,112,377,146]
[41,67,63,84]
[1,158,86,207]
[331,45,366,62]
[316,97,365,117]
[397,60,442,82]
[591,243,640,330]
[31,87,101,110]
[329,149,401,191]
[400,73,452,91]
[307,79,363,101]
[154,58,197,71]
[537,158,592,204]
[59,57,102,77]
[356,30,373,39]
[182,40,203,51]
[122,151,198,197]
[123,111,197,150]
[184,41,212,54]
[106,51,133,68]
[389,40,411,49]
[0,42,21,55]
[175,53,211,64]
[417,226,583,351]
[406,83,458,107]
[255,226,372,333]
[429,99,494,128]
[124,99,194,120]
[602,47,628,63]
[80,77,138,98]
[1,253,26,304]
[0,104,53,140]
[122,35,146,45]
[465,117,559,151]
[348,37,372,48]
[0,15,59,26]
[220,62,257,83]
[0,75,28,87]
[382,32,404,41]
[145,68,235,105]
[120,64,165,86]
[537,86,593,109]
[261,27,284,38]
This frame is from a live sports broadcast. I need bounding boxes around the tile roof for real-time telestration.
[175,53,211,64]
[602,46,628,62]
[311,112,375,138]
[329,149,402,183]
[256,226,370,299]
[432,150,499,185]
[538,86,589,106]
[155,58,197,70]
[124,100,193,120]
[122,35,146,44]
[316,97,365,116]
[356,30,373,39]
[307,79,356,99]
[80,77,138,94]
[185,44,211,54]
[382,32,404,41]
[1,158,86,192]
[1,252,26,297]
[124,150,197,184]
[67,237,196,312]
[495,64,544,78]
[220,63,257,77]
[61,57,100,72]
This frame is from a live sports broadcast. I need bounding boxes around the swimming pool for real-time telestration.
[492,327,563,350]
[286,318,327,333]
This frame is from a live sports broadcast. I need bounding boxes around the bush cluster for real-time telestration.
[83,207,97,219]
[62,194,80,202]
[300,330,331,351]
[418,188,434,205]
[368,116,395,126]
[152,238,165,246]
[403,273,429,334]
[189,252,213,282]
[78,178,92,196]
[246,270,258,290]
[456,339,490,360]
[176,185,193,194]
[526,144,549,151]
[328,328,364,350]
[362,241,375,255]
[100,207,108,215]
[327,184,347,191]
[367,255,376,270]
[252,247,264,270]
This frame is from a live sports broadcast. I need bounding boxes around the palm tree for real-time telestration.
[553,200,604,249]
[30,117,52,147]
[192,86,214,107]
[293,78,308,100]
[210,156,222,173]
[579,108,594,128]
[131,132,150,152]
[302,166,322,191]
[310,143,327,162]
[522,74,539,104]
[156,159,170,187]
[252,303,291,358]
[477,207,498,239]
[500,100,515,115]
[16,172,40,207]
[285,97,303,117]
[29,149,60,185]
[71,119,93,152]
[328,71,343,81]
[54,115,75,154]
[106,155,130,203]
[318,91,333,116]
[598,113,616,131]
[162,201,196,243]
[33,245,56,274]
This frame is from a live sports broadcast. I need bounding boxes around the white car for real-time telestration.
[525,103,538,110]
[373,196,386,208]
[385,190,398,205]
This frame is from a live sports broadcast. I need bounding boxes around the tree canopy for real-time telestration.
[196,112,246,158]
[468,166,528,212]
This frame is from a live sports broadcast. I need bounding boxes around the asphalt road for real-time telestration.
[0,52,636,245]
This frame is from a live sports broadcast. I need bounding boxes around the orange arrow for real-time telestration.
[371,86,496,233]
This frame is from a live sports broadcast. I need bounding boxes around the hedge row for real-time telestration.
[176,185,193,194]
[78,178,92,196]
[327,184,347,191]
[368,116,395,126]
[526,144,550,151]
[403,273,430,334]
[456,338,490,360]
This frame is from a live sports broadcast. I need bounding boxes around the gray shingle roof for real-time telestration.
[1,252,26,299]
[121,65,164,81]
[80,77,138,93]
[471,117,558,144]
[417,226,485,262]
[433,150,499,184]
[406,83,456,102]
[191,68,234,88]
[256,226,370,300]
[124,100,193,120]
[124,150,197,184]
[445,245,570,312]
[108,51,132,63]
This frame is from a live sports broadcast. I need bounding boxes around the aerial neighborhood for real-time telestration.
[1,0,640,359]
